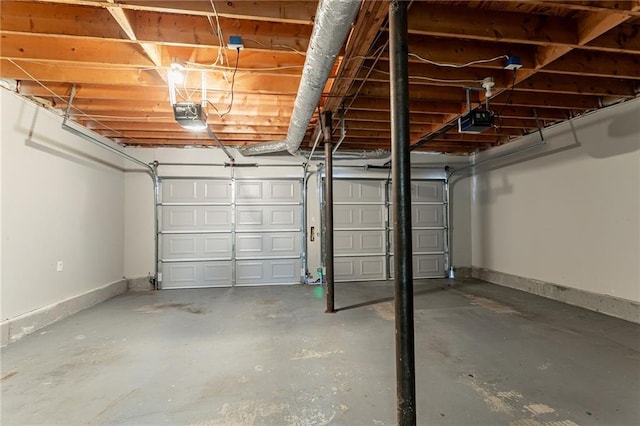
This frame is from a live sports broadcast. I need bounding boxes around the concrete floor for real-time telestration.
[2,278,639,425]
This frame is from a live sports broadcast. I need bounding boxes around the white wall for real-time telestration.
[471,98,640,302]
[1,91,126,320]
[123,147,472,280]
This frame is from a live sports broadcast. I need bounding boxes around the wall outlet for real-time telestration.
[56,261,64,272]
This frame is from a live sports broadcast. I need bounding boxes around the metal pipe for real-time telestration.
[205,127,235,162]
[323,111,335,314]
[155,162,303,168]
[151,162,160,289]
[303,126,324,176]
[444,175,454,279]
[62,88,154,173]
[332,106,347,153]
[301,149,391,161]
[389,1,416,424]
[302,172,311,282]
[61,84,160,288]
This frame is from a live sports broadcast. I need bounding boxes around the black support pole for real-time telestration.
[323,111,335,314]
[389,1,416,424]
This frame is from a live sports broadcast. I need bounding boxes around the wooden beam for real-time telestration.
[0,32,155,67]
[132,9,312,52]
[56,100,295,118]
[344,110,447,124]
[490,91,601,109]
[408,3,578,46]
[322,0,389,113]
[514,73,637,98]
[356,81,470,103]
[0,59,163,86]
[583,22,640,54]
[85,121,289,134]
[0,59,304,93]
[539,50,640,79]
[347,97,464,115]
[0,2,127,39]
[74,113,292,126]
[405,35,537,70]
[100,129,288,139]
[28,0,319,24]
[17,81,297,105]
[519,1,640,17]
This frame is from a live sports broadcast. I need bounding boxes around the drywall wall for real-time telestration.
[1,91,126,322]
[123,147,472,281]
[471,98,640,303]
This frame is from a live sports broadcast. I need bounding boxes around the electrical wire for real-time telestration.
[209,48,240,118]
[494,69,518,130]
[363,66,483,84]
[408,53,509,68]
[208,0,230,67]
[6,59,155,142]
[182,60,304,73]
[241,37,307,56]
[18,60,157,72]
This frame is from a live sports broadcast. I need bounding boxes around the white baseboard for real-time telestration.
[1,279,127,347]
[471,267,640,324]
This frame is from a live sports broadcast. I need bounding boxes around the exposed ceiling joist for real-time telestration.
[1,0,637,155]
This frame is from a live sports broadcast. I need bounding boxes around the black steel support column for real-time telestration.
[323,111,335,314]
[389,1,416,424]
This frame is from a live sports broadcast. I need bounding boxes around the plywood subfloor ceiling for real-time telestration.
[1,0,639,154]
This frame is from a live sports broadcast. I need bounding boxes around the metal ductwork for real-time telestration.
[238,140,288,156]
[238,0,362,157]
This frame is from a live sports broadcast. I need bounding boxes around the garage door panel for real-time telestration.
[335,230,385,254]
[389,204,444,228]
[236,180,301,203]
[390,255,445,278]
[166,209,197,228]
[163,180,232,203]
[162,206,232,231]
[270,181,299,201]
[389,229,445,254]
[411,181,443,202]
[413,204,444,227]
[162,261,232,288]
[236,259,301,286]
[236,206,300,230]
[334,180,385,203]
[335,256,386,281]
[236,181,263,200]
[236,233,300,258]
[203,180,232,201]
[163,181,197,203]
[334,205,385,229]
[162,234,232,260]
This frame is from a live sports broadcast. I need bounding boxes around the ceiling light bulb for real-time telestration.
[169,62,185,84]
[482,77,495,98]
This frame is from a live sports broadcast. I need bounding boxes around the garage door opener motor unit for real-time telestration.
[458,109,494,134]
[173,103,208,131]
[457,77,496,134]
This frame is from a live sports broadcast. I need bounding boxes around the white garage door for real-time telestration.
[390,180,447,278]
[327,178,447,281]
[333,180,388,281]
[160,178,302,289]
